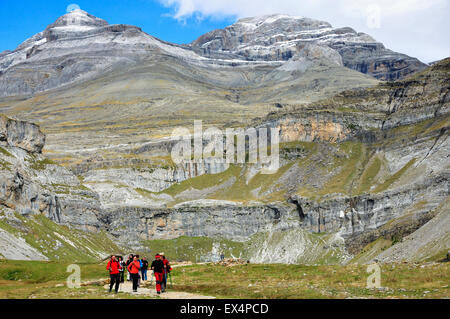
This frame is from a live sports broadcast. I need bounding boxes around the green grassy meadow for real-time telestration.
[0,259,448,299]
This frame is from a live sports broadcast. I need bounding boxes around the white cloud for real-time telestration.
[159,0,450,63]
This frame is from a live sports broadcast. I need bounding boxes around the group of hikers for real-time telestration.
[106,252,172,295]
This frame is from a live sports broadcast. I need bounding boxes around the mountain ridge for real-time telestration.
[189,13,427,80]
[0,10,426,98]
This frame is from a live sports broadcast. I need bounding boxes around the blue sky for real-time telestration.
[0,0,236,52]
[0,0,448,63]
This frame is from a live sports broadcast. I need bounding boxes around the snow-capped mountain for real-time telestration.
[0,10,425,98]
[190,14,427,80]
[0,10,213,97]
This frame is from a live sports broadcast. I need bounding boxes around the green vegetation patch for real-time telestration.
[161,165,241,198]
[357,155,382,194]
[0,146,13,157]
[170,262,450,299]
[374,158,416,193]
[0,260,104,283]
[350,238,393,264]
[28,158,56,171]
[0,213,122,262]
[302,141,367,199]
[0,158,12,171]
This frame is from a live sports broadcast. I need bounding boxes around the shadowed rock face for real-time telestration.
[190,14,427,80]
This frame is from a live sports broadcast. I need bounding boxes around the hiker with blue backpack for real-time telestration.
[141,257,149,281]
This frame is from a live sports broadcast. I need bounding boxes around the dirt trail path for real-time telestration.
[103,280,215,299]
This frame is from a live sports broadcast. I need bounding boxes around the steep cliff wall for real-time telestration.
[105,201,298,249]
[0,116,120,260]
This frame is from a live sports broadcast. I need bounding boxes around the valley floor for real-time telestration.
[0,260,448,299]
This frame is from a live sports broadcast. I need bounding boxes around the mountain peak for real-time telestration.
[45,9,108,31]
[191,14,426,80]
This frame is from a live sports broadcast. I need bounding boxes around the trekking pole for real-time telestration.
[169,272,173,288]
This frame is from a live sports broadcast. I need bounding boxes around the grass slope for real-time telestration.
[171,262,449,299]
[0,212,122,262]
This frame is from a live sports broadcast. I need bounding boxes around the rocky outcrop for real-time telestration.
[190,14,427,80]
[96,58,447,259]
[290,173,448,250]
[105,201,299,249]
[259,57,450,144]
[0,116,103,232]
[0,115,45,153]
[375,197,450,262]
[254,59,450,258]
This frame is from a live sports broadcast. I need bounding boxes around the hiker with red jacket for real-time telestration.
[151,254,165,294]
[160,253,171,292]
[127,255,141,292]
[106,255,122,293]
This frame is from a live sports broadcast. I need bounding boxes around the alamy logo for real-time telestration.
[366,263,381,288]
[66,3,81,13]
[67,264,81,289]
[66,4,81,26]
[171,121,280,174]
[366,4,381,29]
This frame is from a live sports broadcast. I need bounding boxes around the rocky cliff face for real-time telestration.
[0,115,45,153]
[0,116,121,260]
[190,14,427,80]
[105,201,297,248]
[0,116,103,231]
[0,56,448,262]
[3,55,449,256]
